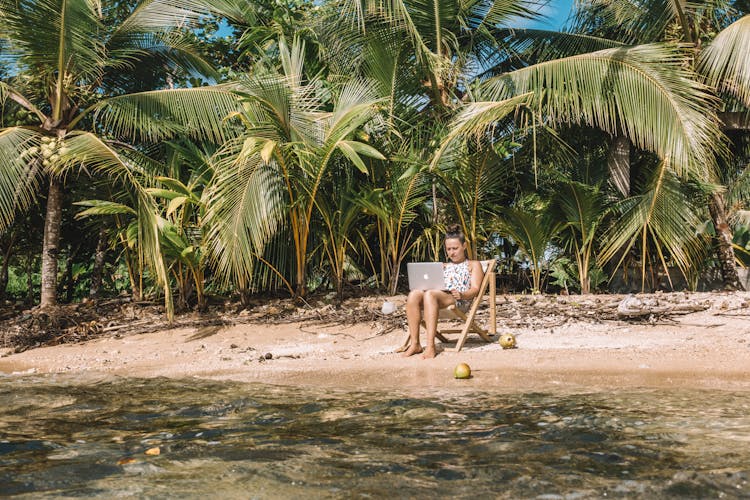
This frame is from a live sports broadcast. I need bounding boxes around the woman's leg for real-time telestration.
[402,290,425,356]
[422,290,455,359]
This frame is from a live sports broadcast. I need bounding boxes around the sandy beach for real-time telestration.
[2,291,749,393]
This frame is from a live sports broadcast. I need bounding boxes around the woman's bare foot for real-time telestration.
[421,346,437,359]
[401,344,423,357]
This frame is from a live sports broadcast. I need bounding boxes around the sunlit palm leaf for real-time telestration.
[234,70,321,145]
[482,43,724,177]
[74,200,137,217]
[91,86,241,143]
[698,15,750,107]
[203,141,286,290]
[431,93,530,168]
[0,127,42,230]
[117,0,227,32]
[599,159,710,288]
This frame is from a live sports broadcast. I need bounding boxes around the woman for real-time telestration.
[402,225,483,359]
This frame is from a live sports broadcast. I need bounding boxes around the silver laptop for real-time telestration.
[407,262,446,290]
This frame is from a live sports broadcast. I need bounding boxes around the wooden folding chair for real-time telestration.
[397,259,497,353]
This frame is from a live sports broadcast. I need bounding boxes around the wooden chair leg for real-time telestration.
[395,331,411,352]
[489,271,496,335]
[445,290,486,353]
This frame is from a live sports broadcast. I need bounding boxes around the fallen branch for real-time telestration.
[616,294,710,318]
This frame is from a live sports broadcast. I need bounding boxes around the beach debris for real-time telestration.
[144,447,160,456]
[0,291,722,353]
[381,301,396,315]
[454,363,471,379]
[264,352,273,360]
[499,333,517,349]
[616,294,710,319]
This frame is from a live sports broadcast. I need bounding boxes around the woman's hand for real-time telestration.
[450,289,462,301]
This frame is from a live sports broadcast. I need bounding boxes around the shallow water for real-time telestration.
[0,376,749,498]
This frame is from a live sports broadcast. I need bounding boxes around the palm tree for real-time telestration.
[498,205,560,293]
[320,0,724,281]
[203,38,384,298]
[566,2,750,288]
[551,181,608,294]
[0,0,242,314]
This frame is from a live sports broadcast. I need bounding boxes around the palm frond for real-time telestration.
[233,63,321,145]
[568,0,675,44]
[202,139,286,290]
[0,82,47,123]
[1,0,106,85]
[57,131,173,316]
[482,28,626,76]
[698,15,750,107]
[498,205,560,291]
[483,43,725,178]
[0,127,42,230]
[116,0,224,33]
[361,34,423,127]
[105,30,219,82]
[90,86,241,143]
[599,159,710,288]
[74,199,137,217]
[338,0,435,67]
[430,93,531,168]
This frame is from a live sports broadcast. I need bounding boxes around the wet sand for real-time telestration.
[2,292,749,393]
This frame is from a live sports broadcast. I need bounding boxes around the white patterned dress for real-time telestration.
[443,260,472,311]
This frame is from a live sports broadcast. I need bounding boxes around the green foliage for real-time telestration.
[551,181,607,294]
[599,160,713,291]
[498,203,561,293]
[3,0,750,312]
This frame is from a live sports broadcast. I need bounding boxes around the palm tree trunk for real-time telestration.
[0,233,16,301]
[0,248,10,302]
[62,242,83,303]
[25,250,34,304]
[40,178,63,308]
[61,243,77,303]
[709,192,744,290]
[89,225,107,298]
[608,135,631,197]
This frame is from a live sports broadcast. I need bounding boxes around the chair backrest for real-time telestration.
[475,259,497,300]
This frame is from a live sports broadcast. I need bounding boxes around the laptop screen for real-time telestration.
[406,262,445,290]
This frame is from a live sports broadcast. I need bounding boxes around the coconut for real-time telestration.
[454,363,471,379]
[499,333,517,349]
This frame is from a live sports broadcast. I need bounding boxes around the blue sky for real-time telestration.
[523,0,576,30]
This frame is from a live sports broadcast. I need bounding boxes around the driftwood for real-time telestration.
[616,294,710,318]
[490,292,713,329]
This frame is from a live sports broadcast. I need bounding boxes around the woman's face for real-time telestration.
[444,237,466,262]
